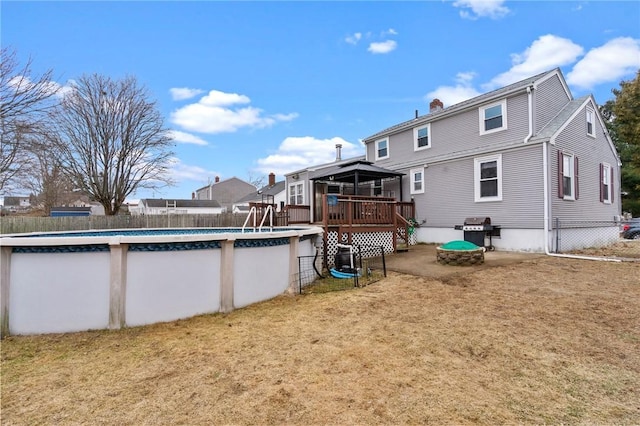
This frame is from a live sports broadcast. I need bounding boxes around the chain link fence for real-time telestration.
[294,245,387,294]
[553,218,640,259]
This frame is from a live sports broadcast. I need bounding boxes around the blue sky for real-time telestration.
[3,0,639,201]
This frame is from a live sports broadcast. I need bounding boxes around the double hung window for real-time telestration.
[558,152,579,200]
[479,100,507,135]
[376,138,389,160]
[410,168,424,194]
[474,154,502,202]
[289,182,304,205]
[414,124,430,150]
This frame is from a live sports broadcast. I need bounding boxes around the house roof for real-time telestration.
[285,155,367,177]
[194,176,254,193]
[363,68,562,143]
[235,181,286,203]
[310,160,405,183]
[529,96,589,143]
[141,199,222,208]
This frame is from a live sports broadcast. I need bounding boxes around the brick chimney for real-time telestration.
[214,176,220,183]
[335,144,342,161]
[430,98,444,113]
[268,172,276,186]
[191,192,195,200]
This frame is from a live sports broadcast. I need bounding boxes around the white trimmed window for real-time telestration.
[479,100,507,135]
[375,138,389,160]
[558,151,579,201]
[586,108,595,137]
[288,182,304,205]
[410,168,424,194]
[414,124,431,151]
[474,154,502,202]
[600,163,613,204]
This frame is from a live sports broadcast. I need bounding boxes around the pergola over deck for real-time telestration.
[310,160,405,200]
[310,160,414,254]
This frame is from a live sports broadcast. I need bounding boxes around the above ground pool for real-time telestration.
[0,226,323,336]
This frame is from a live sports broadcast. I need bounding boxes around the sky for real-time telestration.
[2,0,640,201]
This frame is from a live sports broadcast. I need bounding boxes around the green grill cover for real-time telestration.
[440,240,480,251]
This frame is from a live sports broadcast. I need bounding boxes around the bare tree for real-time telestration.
[53,74,174,215]
[20,127,74,215]
[0,48,59,192]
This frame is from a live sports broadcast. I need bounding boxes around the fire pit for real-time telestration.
[436,240,485,266]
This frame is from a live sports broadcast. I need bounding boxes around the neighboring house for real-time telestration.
[233,173,287,212]
[193,176,256,212]
[356,68,620,252]
[135,199,224,215]
[3,196,31,210]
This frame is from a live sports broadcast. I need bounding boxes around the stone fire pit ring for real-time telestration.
[436,240,485,266]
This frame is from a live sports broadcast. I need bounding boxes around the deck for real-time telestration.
[252,195,416,254]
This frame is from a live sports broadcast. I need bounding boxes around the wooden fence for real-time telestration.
[0,213,252,235]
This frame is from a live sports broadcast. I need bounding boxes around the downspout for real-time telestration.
[542,140,620,262]
[523,86,534,143]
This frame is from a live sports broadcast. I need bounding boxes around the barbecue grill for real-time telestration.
[454,217,500,250]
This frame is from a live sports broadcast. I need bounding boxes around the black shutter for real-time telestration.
[558,150,564,199]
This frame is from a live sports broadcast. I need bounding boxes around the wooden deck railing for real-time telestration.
[281,204,311,224]
[323,195,398,226]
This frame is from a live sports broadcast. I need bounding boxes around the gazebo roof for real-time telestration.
[310,160,404,183]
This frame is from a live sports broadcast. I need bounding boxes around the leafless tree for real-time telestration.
[20,127,74,215]
[0,48,59,192]
[53,74,174,215]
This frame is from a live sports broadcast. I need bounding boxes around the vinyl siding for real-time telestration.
[550,99,621,222]
[402,145,544,229]
[534,74,571,133]
[367,91,531,170]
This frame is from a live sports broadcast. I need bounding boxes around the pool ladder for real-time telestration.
[242,205,274,233]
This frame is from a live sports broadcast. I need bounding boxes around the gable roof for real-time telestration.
[194,177,254,193]
[235,180,286,203]
[363,68,566,142]
[529,96,589,143]
[529,94,620,165]
[141,199,221,208]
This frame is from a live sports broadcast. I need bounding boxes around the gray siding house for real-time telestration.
[361,68,621,252]
[193,176,256,212]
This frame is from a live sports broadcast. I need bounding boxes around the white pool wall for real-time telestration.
[0,227,323,336]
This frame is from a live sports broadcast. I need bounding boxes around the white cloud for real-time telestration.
[170,89,298,134]
[167,130,209,146]
[345,32,362,45]
[567,37,640,89]
[452,0,510,20]
[255,136,363,176]
[425,72,482,106]
[169,87,205,101]
[368,40,397,54]
[168,157,219,183]
[383,28,398,36]
[199,90,250,106]
[484,34,584,89]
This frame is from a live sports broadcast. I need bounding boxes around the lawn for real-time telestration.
[2,256,639,425]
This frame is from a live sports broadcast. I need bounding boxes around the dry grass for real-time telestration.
[2,256,639,425]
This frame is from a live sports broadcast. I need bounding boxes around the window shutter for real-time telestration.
[557,150,564,198]
[611,169,614,203]
[599,163,604,202]
[574,156,579,200]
